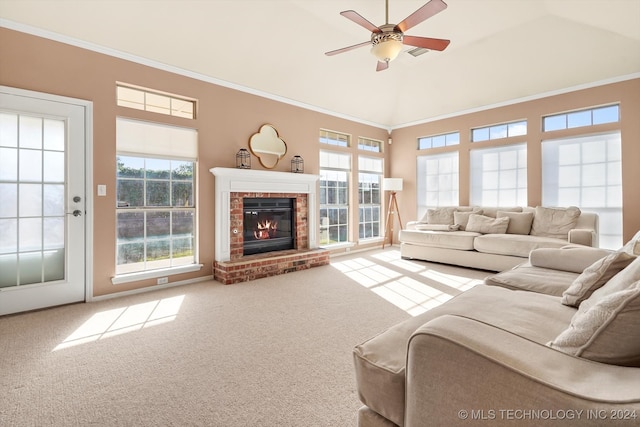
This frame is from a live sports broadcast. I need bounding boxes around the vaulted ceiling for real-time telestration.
[1,0,639,128]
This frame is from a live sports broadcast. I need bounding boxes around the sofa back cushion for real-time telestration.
[530,206,581,239]
[549,280,640,367]
[425,207,457,225]
[454,209,483,230]
[465,214,509,234]
[481,206,522,218]
[497,211,534,235]
[561,251,636,307]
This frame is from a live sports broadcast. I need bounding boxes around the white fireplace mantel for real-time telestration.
[210,167,319,262]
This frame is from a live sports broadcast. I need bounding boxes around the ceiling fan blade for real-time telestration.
[325,41,371,56]
[341,10,381,33]
[376,61,389,72]
[402,35,450,51]
[395,0,448,33]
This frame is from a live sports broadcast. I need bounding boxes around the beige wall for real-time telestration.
[0,28,389,297]
[390,78,640,243]
[3,28,638,298]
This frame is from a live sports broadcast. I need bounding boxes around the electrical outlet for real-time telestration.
[157,277,168,285]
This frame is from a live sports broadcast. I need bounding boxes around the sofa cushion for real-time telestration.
[485,262,578,296]
[549,281,640,367]
[425,207,457,225]
[354,285,575,426]
[530,206,581,239]
[497,211,534,235]
[399,230,479,250]
[453,209,482,230]
[474,233,568,258]
[465,214,509,234]
[413,223,460,232]
[529,246,613,273]
[561,251,636,307]
[481,206,522,218]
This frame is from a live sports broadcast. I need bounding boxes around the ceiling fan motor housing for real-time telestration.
[371,24,404,62]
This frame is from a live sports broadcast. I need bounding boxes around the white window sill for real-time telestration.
[111,264,204,285]
[319,242,355,250]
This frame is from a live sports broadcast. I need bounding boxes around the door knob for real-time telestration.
[67,210,82,217]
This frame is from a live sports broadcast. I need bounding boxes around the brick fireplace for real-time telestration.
[210,168,329,284]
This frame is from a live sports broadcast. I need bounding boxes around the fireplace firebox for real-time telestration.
[243,197,295,256]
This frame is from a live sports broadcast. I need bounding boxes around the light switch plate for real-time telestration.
[97,185,107,196]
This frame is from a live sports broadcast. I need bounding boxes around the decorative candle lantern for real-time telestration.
[236,148,251,169]
[291,155,304,173]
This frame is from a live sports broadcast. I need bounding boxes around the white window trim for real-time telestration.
[111,263,203,285]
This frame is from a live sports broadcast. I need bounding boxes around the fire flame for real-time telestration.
[254,220,278,240]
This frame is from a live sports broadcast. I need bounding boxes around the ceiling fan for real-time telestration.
[325,0,450,71]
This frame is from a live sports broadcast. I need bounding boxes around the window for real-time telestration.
[471,121,527,142]
[543,105,619,132]
[418,131,459,150]
[542,132,622,249]
[358,157,383,239]
[117,84,196,119]
[358,137,383,152]
[416,152,459,219]
[320,129,349,147]
[470,144,527,206]
[116,118,197,275]
[319,151,350,245]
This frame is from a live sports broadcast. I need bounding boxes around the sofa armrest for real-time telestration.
[405,315,640,427]
[569,228,597,247]
[529,246,613,273]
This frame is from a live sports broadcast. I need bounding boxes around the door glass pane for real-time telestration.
[2,112,67,288]
[19,116,42,149]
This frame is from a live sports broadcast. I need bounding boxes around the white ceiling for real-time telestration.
[1,0,639,128]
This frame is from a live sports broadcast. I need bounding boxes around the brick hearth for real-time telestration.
[210,168,327,285]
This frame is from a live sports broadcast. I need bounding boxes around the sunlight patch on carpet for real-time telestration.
[331,251,483,316]
[53,295,184,351]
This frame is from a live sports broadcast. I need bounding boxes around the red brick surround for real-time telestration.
[214,192,329,284]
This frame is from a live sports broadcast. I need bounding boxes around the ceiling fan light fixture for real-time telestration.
[371,31,403,62]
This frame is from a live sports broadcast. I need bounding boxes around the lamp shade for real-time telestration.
[383,178,403,192]
[371,39,403,62]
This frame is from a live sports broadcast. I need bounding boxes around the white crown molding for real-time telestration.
[391,72,640,130]
[0,18,390,131]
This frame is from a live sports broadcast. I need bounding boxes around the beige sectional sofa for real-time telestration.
[354,233,640,427]
[400,206,598,271]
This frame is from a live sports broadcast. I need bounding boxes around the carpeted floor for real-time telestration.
[0,249,489,426]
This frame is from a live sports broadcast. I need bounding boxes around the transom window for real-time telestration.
[320,129,350,147]
[117,84,196,119]
[543,105,619,132]
[471,120,527,142]
[418,131,460,150]
[358,137,383,152]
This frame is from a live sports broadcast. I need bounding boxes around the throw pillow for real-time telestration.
[465,214,509,234]
[548,281,640,367]
[426,207,457,225]
[530,206,581,239]
[561,251,636,307]
[453,209,483,231]
[497,211,534,235]
[620,230,640,256]
[580,255,640,313]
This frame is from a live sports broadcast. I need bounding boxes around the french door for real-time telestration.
[0,87,88,316]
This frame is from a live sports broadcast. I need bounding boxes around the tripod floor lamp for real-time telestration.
[382,178,403,249]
